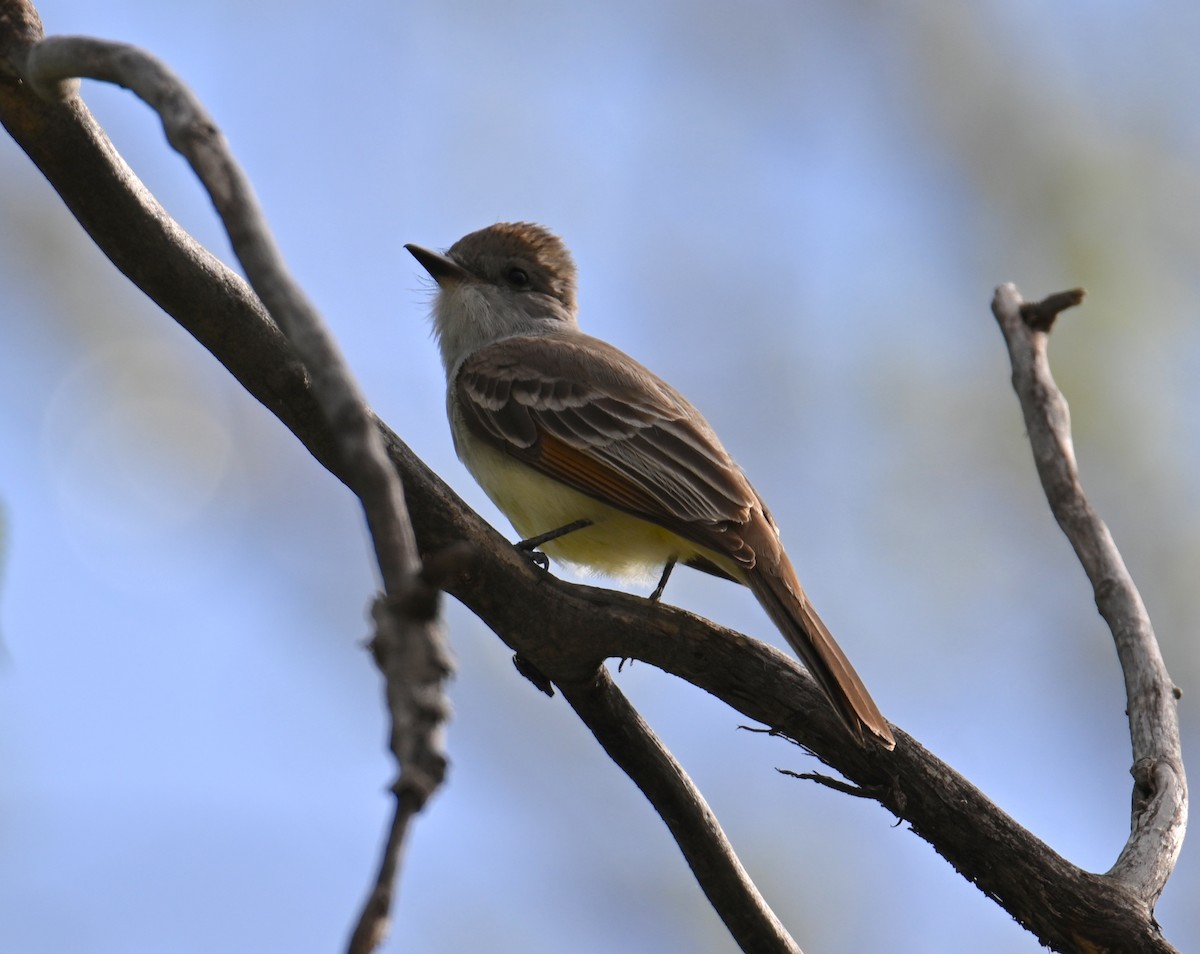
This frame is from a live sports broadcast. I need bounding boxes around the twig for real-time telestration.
[991,283,1187,905]
[348,594,453,954]
[8,22,456,953]
[777,770,870,799]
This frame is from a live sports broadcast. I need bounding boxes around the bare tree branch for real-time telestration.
[21,38,424,587]
[2,16,457,952]
[558,666,802,954]
[992,283,1188,905]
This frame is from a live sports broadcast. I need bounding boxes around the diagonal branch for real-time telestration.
[558,667,802,954]
[992,283,1188,905]
[23,33,421,590]
[1,15,456,953]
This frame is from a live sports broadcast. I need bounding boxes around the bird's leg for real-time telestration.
[648,557,677,602]
[515,518,593,569]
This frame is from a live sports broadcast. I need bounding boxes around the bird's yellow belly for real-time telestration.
[458,436,707,584]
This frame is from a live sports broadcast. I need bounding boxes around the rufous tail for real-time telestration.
[746,567,895,750]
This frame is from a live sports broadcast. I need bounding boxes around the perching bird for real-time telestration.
[407,222,894,749]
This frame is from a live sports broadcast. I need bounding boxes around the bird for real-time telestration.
[406,222,894,749]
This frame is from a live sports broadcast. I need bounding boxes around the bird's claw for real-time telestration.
[516,547,550,571]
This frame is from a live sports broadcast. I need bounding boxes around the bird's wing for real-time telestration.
[454,332,760,568]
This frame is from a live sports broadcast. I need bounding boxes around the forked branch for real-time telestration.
[992,283,1187,905]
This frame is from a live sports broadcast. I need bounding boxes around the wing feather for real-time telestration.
[455,333,761,565]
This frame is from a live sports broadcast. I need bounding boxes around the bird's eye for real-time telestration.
[505,267,530,288]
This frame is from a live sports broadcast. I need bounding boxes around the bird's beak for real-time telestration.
[405,243,474,288]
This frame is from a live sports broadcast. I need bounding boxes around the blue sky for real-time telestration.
[3,2,1199,952]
